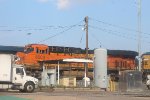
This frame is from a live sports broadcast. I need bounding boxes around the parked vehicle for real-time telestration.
[0,54,38,92]
[146,74,150,90]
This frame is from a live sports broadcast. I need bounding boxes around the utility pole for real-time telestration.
[85,16,89,59]
[84,16,89,87]
[138,0,142,71]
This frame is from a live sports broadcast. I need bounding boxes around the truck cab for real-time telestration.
[0,54,38,92]
[12,64,38,92]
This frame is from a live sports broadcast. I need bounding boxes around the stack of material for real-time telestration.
[60,76,76,87]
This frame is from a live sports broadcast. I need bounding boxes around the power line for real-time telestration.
[79,32,84,43]
[89,32,106,48]
[89,25,137,40]
[89,25,149,39]
[37,25,76,43]
[89,17,150,36]
[0,25,82,32]
[37,20,84,43]
[89,25,150,45]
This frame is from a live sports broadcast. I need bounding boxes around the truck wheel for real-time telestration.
[24,82,35,93]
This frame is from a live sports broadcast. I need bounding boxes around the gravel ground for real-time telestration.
[0,88,150,100]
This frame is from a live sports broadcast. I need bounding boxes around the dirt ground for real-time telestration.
[0,88,150,100]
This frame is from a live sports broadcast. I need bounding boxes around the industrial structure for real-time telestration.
[142,52,150,71]
[94,48,107,89]
[141,52,150,81]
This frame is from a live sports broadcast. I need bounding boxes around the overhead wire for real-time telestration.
[89,24,149,39]
[89,17,150,36]
[79,32,84,43]
[1,17,149,46]
[37,20,84,44]
[89,25,150,45]
[89,25,137,40]
[0,25,82,32]
[89,32,106,48]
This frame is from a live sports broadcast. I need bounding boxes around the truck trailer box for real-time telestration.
[0,54,13,83]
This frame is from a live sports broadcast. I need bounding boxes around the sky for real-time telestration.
[0,0,150,53]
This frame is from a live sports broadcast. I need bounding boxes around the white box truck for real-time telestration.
[0,54,38,92]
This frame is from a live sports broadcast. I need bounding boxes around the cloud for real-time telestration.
[36,0,101,10]
[56,0,100,10]
[57,0,71,10]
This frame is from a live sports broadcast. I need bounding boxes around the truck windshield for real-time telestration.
[16,68,24,75]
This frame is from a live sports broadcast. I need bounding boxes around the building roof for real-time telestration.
[63,58,93,63]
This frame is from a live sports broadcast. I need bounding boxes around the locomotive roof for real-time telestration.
[0,44,138,58]
[107,50,138,57]
[0,45,24,54]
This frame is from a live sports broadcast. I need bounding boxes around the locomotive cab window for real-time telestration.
[36,48,39,53]
[24,47,34,53]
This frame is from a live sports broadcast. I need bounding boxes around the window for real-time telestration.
[24,47,34,53]
[145,61,148,65]
[45,49,48,54]
[16,68,24,75]
[41,50,45,54]
[36,48,39,53]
